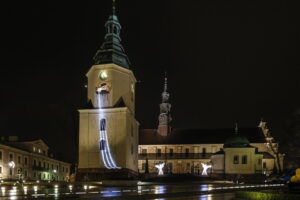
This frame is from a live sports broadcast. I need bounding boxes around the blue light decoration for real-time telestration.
[97,91,121,169]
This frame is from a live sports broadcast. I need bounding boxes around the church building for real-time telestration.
[138,76,284,176]
[77,1,284,180]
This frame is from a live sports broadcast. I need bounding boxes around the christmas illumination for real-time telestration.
[97,91,120,169]
[201,163,212,176]
[155,162,165,175]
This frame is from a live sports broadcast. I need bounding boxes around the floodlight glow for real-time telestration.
[97,93,121,169]
[155,162,165,175]
[201,163,212,176]
[8,161,15,168]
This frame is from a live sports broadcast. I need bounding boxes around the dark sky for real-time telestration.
[1,1,300,163]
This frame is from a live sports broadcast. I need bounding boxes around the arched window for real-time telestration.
[233,155,239,164]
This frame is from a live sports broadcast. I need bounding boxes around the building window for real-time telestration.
[62,167,65,172]
[38,161,41,167]
[142,149,147,155]
[0,166,2,174]
[33,147,36,152]
[142,162,146,170]
[185,148,189,156]
[18,156,21,164]
[169,148,173,156]
[242,155,247,164]
[24,157,28,165]
[38,149,41,153]
[57,165,59,171]
[9,168,13,175]
[34,159,36,166]
[66,168,68,173]
[263,162,267,169]
[157,149,162,156]
[9,153,13,162]
[0,151,2,160]
[51,164,54,170]
[43,162,45,168]
[24,170,28,177]
[202,148,206,156]
[233,155,239,164]
[33,172,36,178]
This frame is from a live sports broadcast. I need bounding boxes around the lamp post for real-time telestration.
[8,161,15,180]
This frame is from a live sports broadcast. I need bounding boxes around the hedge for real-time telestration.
[235,191,300,200]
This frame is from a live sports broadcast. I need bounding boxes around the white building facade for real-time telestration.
[0,137,70,181]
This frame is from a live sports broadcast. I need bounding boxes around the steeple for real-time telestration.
[235,123,238,134]
[93,0,131,69]
[157,72,172,136]
[162,72,170,103]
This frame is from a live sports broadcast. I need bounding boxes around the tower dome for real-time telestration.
[224,123,250,148]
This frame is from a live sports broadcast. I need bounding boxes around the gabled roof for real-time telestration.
[139,127,266,145]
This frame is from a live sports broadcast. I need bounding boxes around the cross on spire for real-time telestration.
[235,122,238,134]
[112,0,116,15]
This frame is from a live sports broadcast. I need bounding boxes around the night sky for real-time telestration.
[1,1,300,163]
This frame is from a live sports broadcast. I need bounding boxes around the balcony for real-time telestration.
[138,153,213,160]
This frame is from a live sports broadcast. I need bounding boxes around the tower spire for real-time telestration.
[112,0,116,15]
[93,0,131,69]
[235,122,238,134]
[164,71,168,92]
[162,72,170,103]
[157,73,172,136]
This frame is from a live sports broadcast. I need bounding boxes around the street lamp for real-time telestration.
[8,161,15,180]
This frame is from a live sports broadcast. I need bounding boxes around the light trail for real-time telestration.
[97,92,121,169]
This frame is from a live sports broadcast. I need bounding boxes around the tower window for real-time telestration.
[233,155,239,164]
[242,155,247,164]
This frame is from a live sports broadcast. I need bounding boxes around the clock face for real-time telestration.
[99,71,108,80]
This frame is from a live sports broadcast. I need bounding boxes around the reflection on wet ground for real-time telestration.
[0,183,284,199]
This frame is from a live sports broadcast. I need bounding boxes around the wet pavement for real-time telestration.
[0,183,284,199]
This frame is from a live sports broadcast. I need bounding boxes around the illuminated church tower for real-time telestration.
[157,74,172,136]
[78,1,139,178]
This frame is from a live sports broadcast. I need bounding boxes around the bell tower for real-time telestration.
[157,73,172,136]
[78,0,139,179]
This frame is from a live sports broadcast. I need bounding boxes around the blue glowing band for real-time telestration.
[97,93,121,169]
